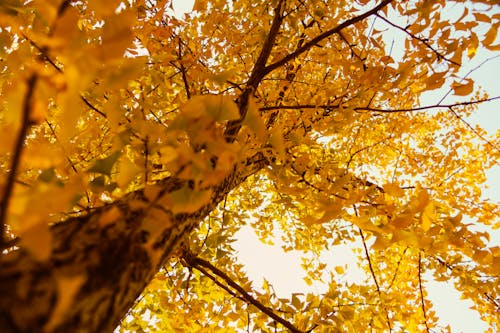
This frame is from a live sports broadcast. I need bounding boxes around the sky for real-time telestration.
[171,1,499,332]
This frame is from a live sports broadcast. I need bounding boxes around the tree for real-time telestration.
[0,0,499,331]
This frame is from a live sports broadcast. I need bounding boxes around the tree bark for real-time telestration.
[0,155,266,333]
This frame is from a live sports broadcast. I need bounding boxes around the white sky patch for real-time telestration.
[172,0,195,16]
[425,277,489,333]
[233,226,367,298]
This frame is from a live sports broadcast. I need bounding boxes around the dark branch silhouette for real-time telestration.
[182,250,305,333]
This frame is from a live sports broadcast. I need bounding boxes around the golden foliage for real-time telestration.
[1,0,499,332]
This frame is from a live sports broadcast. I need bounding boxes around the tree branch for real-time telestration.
[247,0,286,88]
[0,74,38,249]
[182,251,305,333]
[177,37,191,100]
[224,0,286,142]
[263,0,394,75]
[258,96,500,113]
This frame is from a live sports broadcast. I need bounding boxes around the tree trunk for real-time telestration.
[0,156,266,332]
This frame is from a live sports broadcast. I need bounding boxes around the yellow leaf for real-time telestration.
[180,95,240,122]
[392,215,413,229]
[482,24,498,47]
[383,182,404,197]
[425,72,446,90]
[421,201,436,232]
[291,293,303,309]
[159,292,170,309]
[413,186,429,211]
[372,235,389,250]
[93,10,136,61]
[393,230,419,247]
[88,151,121,176]
[448,212,462,226]
[209,69,236,84]
[467,46,477,58]
[491,255,500,275]
[193,0,207,11]
[452,79,474,96]
[485,42,500,51]
[334,266,344,274]
[57,66,85,142]
[473,12,490,23]
[205,95,240,122]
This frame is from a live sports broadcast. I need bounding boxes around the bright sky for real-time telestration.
[171,1,499,332]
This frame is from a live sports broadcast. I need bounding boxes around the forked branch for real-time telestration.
[224,0,286,141]
[264,0,394,75]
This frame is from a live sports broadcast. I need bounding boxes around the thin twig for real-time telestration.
[418,253,431,333]
[448,107,500,154]
[357,224,392,332]
[437,54,500,105]
[80,95,107,118]
[376,14,460,66]
[359,228,381,293]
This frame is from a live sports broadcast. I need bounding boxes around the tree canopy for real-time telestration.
[0,0,499,332]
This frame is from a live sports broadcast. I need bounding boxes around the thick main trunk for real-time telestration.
[0,157,265,332]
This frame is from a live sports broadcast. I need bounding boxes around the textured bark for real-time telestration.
[0,156,266,333]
